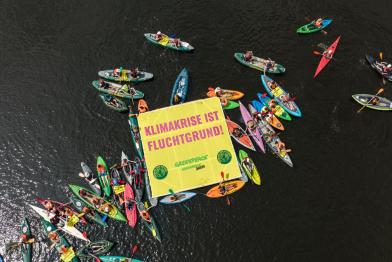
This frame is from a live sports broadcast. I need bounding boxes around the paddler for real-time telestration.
[313,18,323,28]
[265,58,276,73]
[267,80,278,90]
[48,231,60,244]
[99,202,113,214]
[18,233,35,246]
[130,68,139,78]
[232,128,243,138]
[246,120,256,131]
[138,101,148,113]
[382,64,392,76]
[323,49,333,59]
[370,96,380,105]
[172,38,181,48]
[155,31,163,41]
[268,99,277,112]
[244,51,253,62]
[274,140,287,153]
[214,87,223,97]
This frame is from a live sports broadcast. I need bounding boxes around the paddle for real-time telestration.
[357,88,384,113]
[304,16,327,34]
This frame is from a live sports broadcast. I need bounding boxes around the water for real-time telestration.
[1,0,392,261]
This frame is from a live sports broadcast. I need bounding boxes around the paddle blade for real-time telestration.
[262,93,268,98]
[220,172,224,179]
[378,88,385,94]
[78,172,85,178]
[95,258,101,262]
[168,189,174,194]
[131,244,139,256]
[313,51,321,56]
[380,52,383,60]
[225,173,229,179]
[226,197,231,206]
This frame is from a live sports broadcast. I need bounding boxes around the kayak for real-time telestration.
[98,69,153,83]
[128,109,144,159]
[21,218,32,262]
[76,240,114,258]
[99,256,143,262]
[223,100,239,110]
[121,151,134,185]
[234,53,285,73]
[80,162,102,196]
[248,104,293,167]
[251,100,285,131]
[136,201,161,242]
[226,118,255,151]
[365,54,392,81]
[68,184,127,222]
[170,68,189,105]
[296,19,332,34]
[206,180,245,198]
[352,94,392,111]
[141,159,158,207]
[238,101,265,153]
[40,219,79,262]
[99,94,128,112]
[97,156,112,197]
[35,197,88,225]
[207,87,244,100]
[160,192,197,204]
[261,75,302,117]
[124,183,137,228]
[132,158,145,202]
[144,33,194,52]
[238,150,261,185]
[69,196,108,228]
[257,93,292,121]
[92,80,144,100]
[314,36,341,78]
[29,204,89,242]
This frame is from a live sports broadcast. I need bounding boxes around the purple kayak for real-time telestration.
[239,101,265,153]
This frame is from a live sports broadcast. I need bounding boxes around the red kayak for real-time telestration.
[124,183,137,228]
[314,36,341,78]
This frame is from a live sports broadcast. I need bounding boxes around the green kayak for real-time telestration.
[21,218,32,262]
[97,156,112,197]
[238,150,261,185]
[69,184,127,223]
[234,53,285,74]
[76,240,114,258]
[144,33,194,52]
[69,196,108,228]
[99,94,128,112]
[296,19,332,34]
[92,80,144,100]
[98,69,153,83]
[99,256,143,262]
[223,100,239,110]
[40,219,79,262]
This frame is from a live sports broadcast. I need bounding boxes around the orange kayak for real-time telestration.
[226,119,255,151]
[266,114,284,131]
[206,180,245,198]
[207,87,244,100]
[138,99,148,113]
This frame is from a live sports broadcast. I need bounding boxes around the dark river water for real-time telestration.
[1,0,392,261]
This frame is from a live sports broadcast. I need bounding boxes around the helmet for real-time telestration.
[388,64,391,68]
[157,31,161,34]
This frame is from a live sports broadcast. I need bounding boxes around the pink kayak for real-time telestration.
[124,184,137,228]
[314,36,341,78]
[239,101,265,153]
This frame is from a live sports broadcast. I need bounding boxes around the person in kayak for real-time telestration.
[48,231,61,245]
[232,128,243,138]
[244,51,253,62]
[323,49,333,59]
[268,99,277,110]
[214,87,223,97]
[264,58,276,74]
[381,64,392,76]
[99,80,110,89]
[246,120,256,131]
[138,102,148,113]
[18,234,35,246]
[99,202,113,214]
[155,31,163,41]
[130,68,139,78]
[267,80,278,90]
[172,38,181,48]
[311,18,323,28]
[370,96,380,105]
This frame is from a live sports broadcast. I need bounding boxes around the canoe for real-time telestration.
[223,100,239,110]
[226,119,255,151]
[260,75,302,117]
[250,100,284,131]
[238,150,261,185]
[99,94,128,112]
[257,93,291,121]
[314,36,341,78]
[170,68,189,105]
[365,54,392,81]
[97,156,112,197]
[124,183,137,228]
[248,104,293,167]
[352,94,392,111]
[160,192,197,204]
[296,19,332,34]
[128,109,144,159]
[141,159,158,207]
[69,196,108,228]
[92,80,144,100]
[206,180,245,198]
[207,88,244,100]
[132,158,145,202]
[29,204,89,242]
[35,197,88,225]
[234,53,285,73]
[121,151,134,185]
[80,162,102,196]
[238,101,265,153]
[136,201,161,242]
[144,33,194,52]
[99,256,143,262]
[21,218,32,262]
[98,69,153,83]
[76,240,114,258]
[40,219,79,262]
[68,184,127,222]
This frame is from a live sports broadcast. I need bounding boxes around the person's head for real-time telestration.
[132,126,139,133]
[157,31,161,35]
[82,207,89,213]
[80,189,86,196]
[388,64,392,68]
[174,94,180,103]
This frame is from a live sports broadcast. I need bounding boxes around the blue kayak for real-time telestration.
[160,192,196,205]
[260,75,302,117]
[170,68,189,105]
